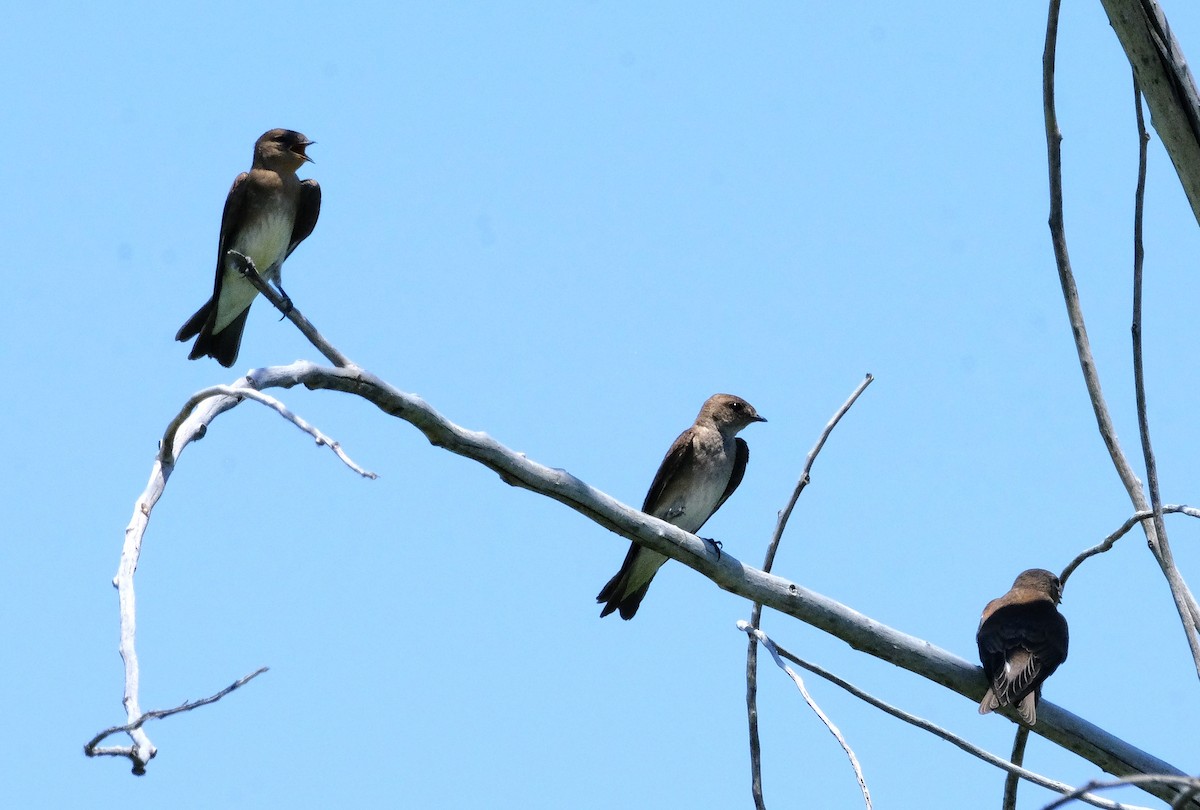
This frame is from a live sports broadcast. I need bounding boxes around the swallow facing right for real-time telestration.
[176,128,321,367]
[597,393,766,620]
[976,568,1069,725]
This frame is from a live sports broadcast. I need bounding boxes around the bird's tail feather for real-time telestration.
[182,305,250,368]
[175,299,213,342]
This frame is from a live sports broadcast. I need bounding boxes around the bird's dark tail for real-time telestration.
[177,300,250,368]
[175,300,212,343]
[597,544,655,620]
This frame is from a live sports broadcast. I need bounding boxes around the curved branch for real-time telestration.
[211,360,1195,809]
[1059,504,1200,587]
[95,371,374,773]
[93,360,1199,807]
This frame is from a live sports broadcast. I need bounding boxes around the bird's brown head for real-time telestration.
[701,394,767,434]
[1011,568,1063,604]
[253,129,315,171]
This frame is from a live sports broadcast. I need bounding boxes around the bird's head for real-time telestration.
[702,394,767,434]
[253,129,315,171]
[1011,568,1064,604]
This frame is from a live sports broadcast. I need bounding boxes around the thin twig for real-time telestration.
[736,624,1146,810]
[227,250,357,369]
[1042,775,1200,810]
[1004,727,1031,810]
[1059,505,1200,587]
[1130,68,1180,633]
[746,374,874,809]
[1044,0,1200,675]
[161,385,376,478]
[84,667,268,771]
[762,374,875,575]
[740,624,872,810]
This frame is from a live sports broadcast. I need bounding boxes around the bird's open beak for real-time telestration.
[293,141,315,163]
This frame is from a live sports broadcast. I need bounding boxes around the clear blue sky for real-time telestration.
[5,3,1200,808]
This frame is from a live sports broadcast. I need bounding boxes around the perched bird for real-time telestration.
[976,568,1069,725]
[597,393,766,620]
[176,128,321,367]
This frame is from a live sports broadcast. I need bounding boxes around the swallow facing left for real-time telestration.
[597,394,766,620]
[976,568,1069,725]
[176,128,321,367]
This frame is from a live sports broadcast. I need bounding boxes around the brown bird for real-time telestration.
[976,568,1069,725]
[597,393,766,620]
[176,128,321,367]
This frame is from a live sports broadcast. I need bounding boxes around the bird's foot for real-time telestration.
[275,287,294,318]
[701,537,723,560]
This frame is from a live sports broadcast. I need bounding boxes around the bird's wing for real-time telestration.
[977,601,1068,704]
[286,179,321,258]
[713,437,750,515]
[214,171,251,278]
[642,428,695,513]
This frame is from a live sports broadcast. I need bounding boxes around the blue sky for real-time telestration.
[5,2,1200,808]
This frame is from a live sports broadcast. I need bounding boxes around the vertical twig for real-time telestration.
[1043,0,1200,676]
[1130,72,1178,624]
[746,374,874,808]
[1003,727,1031,810]
[742,625,872,810]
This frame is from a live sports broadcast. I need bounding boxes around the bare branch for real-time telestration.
[94,360,1199,806]
[1004,728,1031,810]
[1126,65,1196,661]
[94,372,375,774]
[1059,505,1200,587]
[1175,785,1200,810]
[84,668,268,773]
[737,625,1148,810]
[1044,0,1200,676]
[747,374,874,809]
[739,623,871,809]
[1099,0,1200,228]
[227,249,357,369]
[763,373,875,575]
[1043,774,1200,810]
[161,385,376,478]
[229,360,1194,808]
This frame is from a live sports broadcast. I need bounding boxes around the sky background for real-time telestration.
[4,2,1200,808]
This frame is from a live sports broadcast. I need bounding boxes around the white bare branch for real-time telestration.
[739,623,871,810]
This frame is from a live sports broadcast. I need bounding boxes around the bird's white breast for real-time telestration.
[655,433,734,533]
[237,211,294,277]
[213,211,295,332]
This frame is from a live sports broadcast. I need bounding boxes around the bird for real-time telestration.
[597,393,766,620]
[976,568,1069,725]
[176,128,321,367]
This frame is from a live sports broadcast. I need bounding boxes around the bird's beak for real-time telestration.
[293,141,315,163]
[753,415,768,423]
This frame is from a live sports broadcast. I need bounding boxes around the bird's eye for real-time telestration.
[731,401,743,410]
